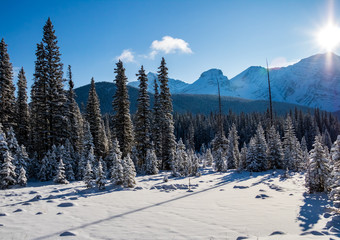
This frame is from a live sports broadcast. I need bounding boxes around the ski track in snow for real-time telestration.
[0,169,339,240]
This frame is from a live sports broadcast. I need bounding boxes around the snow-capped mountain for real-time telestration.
[127,53,340,112]
[128,72,189,94]
[227,53,340,112]
[180,69,230,95]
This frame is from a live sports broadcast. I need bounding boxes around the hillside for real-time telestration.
[75,81,312,115]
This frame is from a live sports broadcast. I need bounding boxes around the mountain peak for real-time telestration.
[200,68,225,78]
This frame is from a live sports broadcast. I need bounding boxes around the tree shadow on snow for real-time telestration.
[31,170,255,240]
[298,192,330,232]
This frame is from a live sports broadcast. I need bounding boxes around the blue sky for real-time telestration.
[1,0,339,88]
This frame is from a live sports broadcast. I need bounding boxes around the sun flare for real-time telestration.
[317,23,340,52]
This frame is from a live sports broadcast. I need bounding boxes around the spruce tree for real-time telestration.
[266,125,284,169]
[18,166,27,187]
[152,77,162,159]
[16,67,30,146]
[0,38,16,131]
[54,158,69,184]
[109,138,124,185]
[306,135,330,193]
[86,77,108,157]
[96,160,106,190]
[205,148,214,167]
[135,66,152,172]
[214,147,227,172]
[31,18,68,157]
[0,151,16,189]
[83,160,94,188]
[0,124,9,165]
[31,42,49,157]
[66,65,83,153]
[238,143,247,170]
[112,60,134,158]
[246,124,267,172]
[226,124,240,169]
[158,58,176,170]
[38,155,49,181]
[42,18,68,148]
[123,154,136,188]
[145,148,159,175]
[329,136,340,203]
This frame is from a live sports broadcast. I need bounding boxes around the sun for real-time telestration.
[317,23,340,52]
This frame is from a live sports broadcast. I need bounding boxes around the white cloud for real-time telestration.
[149,36,193,58]
[269,57,298,68]
[115,49,135,63]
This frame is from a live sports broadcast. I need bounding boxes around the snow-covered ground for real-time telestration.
[0,169,339,240]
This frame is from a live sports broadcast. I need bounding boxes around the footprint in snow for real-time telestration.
[233,185,249,189]
[236,237,248,240]
[259,189,266,192]
[0,213,7,217]
[300,231,324,236]
[270,231,285,236]
[0,224,3,227]
[13,209,23,213]
[57,202,75,207]
[69,197,78,200]
[36,212,43,215]
[57,212,63,215]
[29,191,38,194]
[255,194,270,199]
[22,202,31,206]
[60,231,76,237]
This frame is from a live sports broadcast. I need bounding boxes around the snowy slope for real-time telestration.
[228,53,340,112]
[128,72,189,94]
[0,169,338,239]
[156,53,340,112]
[180,69,230,95]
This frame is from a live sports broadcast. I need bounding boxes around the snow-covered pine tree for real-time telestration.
[158,58,176,170]
[172,139,188,176]
[246,124,267,172]
[282,116,303,171]
[238,143,247,170]
[113,60,134,158]
[135,66,152,172]
[123,154,136,188]
[145,148,159,175]
[30,42,50,158]
[38,155,49,181]
[306,135,331,193]
[14,145,29,177]
[31,18,68,157]
[205,148,213,167]
[226,124,240,169]
[96,160,106,190]
[0,125,9,165]
[15,67,30,146]
[6,127,19,155]
[66,65,83,153]
[0,151,16,189]
[322,129,332,150]
[190,150,200,176]
[211,130,229,168]
[86,77,108,158]
[54,158,69,184]
[109,138,124,185]
[301,136,309,169]
[266,125,284,169]
[0,38,16,131]
[214,147,227,172]
[83,160,94,188]
[152,77,162,160]
[60,141,75,181]
[17,166,27,187]
[42,18,68,148]
[329,135,340,203]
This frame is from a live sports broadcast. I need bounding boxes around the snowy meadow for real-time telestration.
[1,169,339,240]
